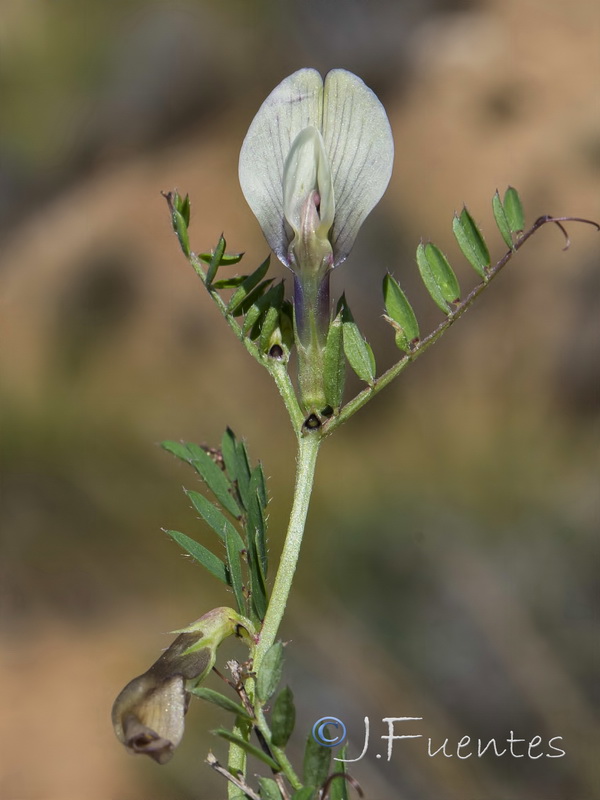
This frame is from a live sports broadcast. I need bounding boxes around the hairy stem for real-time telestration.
[227,431,320,795]
[227,717,250,800]
[255,707,302,789]
[255,430,321,671]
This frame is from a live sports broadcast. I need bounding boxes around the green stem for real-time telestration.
[255,708,302,789]
[227,431,320,796]
[254,430,321,672]
[227,717,249,800]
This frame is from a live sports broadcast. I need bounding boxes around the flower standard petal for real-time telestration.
[322,69,394,265]
[239,69,324,265]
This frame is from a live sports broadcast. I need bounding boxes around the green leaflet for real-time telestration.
[206,234,226,284]
[279,300,295,351]
[341,301,376,385]
[175,192,191,226]
[258,777,283,800]
[256,641,284,702]
[227,256,271,314]
[416,241,460,313]
[452,207,490,278]
[172,210,190,258]
[225,524,246,615]
[249,467,268,578]
[323,311,345,410]
[200,253,244,267]
[221,427,240,486]
[234,437,252,510]
[185,489,244,549]
[271,686,296,747]
[492,190,514,249]
[211,275,246,289]
[248,531,267,621]
[167,190,191,257]
[243,281,285,338]
[164,529,228,584]
[303,731,331,796]
[213,728,279,771]
[504,186,524,233]
[190,687,254,721]
[260,304,282,352]
[254,462,268,510]
[235,279,276,318]
[291,789,315,800]
[329,743,349,800]
[382,274,419,351]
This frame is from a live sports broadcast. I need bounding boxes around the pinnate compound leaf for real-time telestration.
[257,642,284,703]
[190,687,254,721]
[213,728,279,770]
[162,440,241,518]
[271,686,296,747]
[323,311,345,410]
[341,302,376,385]
[492,190,514,249]
[164,529,228,584]
[416,242,460,313]
[382,274,419,350]
[227,257,270,314]
[504,186,524,233]
[452,208,490,278]
[303,732,331,795]
[258,777,283,800]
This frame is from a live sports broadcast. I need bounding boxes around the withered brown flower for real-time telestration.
[112,607,254,763]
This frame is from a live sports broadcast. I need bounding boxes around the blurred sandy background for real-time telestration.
[0,1,599,799]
